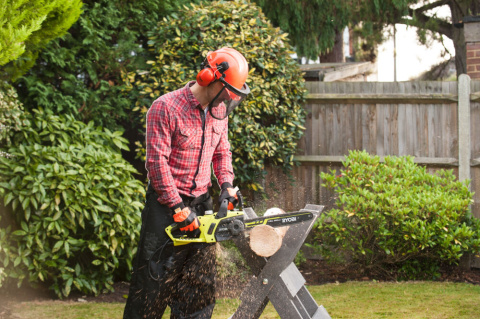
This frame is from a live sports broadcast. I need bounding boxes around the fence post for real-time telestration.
[458,74,475,270]
[458,74,471,185]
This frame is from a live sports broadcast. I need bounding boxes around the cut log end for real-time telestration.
[249,207,289,257]
[249,225,283,257]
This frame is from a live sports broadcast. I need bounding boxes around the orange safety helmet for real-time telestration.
[196,47,250,119]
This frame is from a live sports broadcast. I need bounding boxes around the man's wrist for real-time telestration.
[170,201,186,214]
[221,182,233,190]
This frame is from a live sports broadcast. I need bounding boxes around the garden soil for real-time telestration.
[2,258,480,319]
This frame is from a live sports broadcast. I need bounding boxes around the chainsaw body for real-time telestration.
[165,211,244,245]
[165,189,314,246]
[165,209,314,246]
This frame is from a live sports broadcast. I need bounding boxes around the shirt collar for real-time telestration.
[184,81,202,110]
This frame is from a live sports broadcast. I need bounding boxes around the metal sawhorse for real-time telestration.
[229,204,331,319]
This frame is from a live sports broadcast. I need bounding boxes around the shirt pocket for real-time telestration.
[211,125,224,148]
[175,127,199,149]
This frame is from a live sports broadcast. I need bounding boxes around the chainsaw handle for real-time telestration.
[236,190,244,210]
[169,223,180,233]
[216,199,229,219]
[165,221,203,246]
[218,188,243,218]
[165,222,179,242]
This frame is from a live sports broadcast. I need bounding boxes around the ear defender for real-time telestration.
[196,67,215,86]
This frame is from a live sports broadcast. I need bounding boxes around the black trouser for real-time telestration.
[123,185,216,319]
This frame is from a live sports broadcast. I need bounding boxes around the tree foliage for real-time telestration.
[254,0,480,75]
[315,150,480,279]
[355,0,480,75]
[0,108,145,297]
[127,0,307,192]
[253,0,352,60]
[0,0,83,80]
[15,0,194,131]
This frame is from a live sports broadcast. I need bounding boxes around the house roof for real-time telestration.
[300,62,375,81]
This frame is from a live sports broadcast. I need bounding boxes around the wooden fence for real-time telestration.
[259,76,480,219]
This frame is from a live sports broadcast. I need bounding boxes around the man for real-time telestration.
[123,47,250,319]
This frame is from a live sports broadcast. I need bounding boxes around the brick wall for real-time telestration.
[467,43,480,79]
[465,16,480,79]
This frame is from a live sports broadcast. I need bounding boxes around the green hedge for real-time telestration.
[0,82,25,145]
[126,0,307,192]
[0,108,144,297]
[315,150,480,279]
[16,0,194,131]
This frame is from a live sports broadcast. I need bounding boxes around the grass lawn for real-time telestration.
[9,281,480,318]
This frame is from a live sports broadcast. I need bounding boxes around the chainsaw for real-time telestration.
[165,189,314,246]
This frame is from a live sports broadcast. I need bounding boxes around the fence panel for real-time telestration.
[301,81,459,159]
[260,80,480,220]
[470,80,480,217]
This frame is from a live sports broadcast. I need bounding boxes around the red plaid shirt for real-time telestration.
[145,81,234,208]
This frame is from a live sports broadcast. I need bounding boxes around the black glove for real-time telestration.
[219,188,238,210]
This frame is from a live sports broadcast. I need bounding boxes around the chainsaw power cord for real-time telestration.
[148,239,174,281]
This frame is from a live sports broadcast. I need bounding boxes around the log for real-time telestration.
[264,207,288,237]
[249,207,288,257]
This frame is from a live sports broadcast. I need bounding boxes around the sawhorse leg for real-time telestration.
[230,205,331,319]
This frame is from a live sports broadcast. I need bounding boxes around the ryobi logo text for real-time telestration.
[282,216,297,223]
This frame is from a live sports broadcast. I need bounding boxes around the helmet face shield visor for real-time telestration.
[209,81,250,120]
[220,77,250,100]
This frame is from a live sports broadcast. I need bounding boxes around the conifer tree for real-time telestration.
[0,0,83,80]
[253,0,351,61]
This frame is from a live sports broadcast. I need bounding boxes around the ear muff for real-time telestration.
[196,67,215,86]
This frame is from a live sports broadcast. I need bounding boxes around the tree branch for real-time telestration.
[415,0,450,13]
[401,10,452,39]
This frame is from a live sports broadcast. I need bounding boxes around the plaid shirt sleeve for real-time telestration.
[212,119,234,187]
[145,100,183,209]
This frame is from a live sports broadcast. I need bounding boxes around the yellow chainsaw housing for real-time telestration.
[165,210,244,246]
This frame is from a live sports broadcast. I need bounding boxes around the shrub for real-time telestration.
[0,82,25,286]
[0,82,26,145]
[0,108,145,297]
[315,150,480,279]
[126,0,306,192]
[16,0,194,131]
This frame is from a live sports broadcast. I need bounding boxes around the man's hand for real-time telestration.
[173,207,199,232]
[219,187,238,209]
